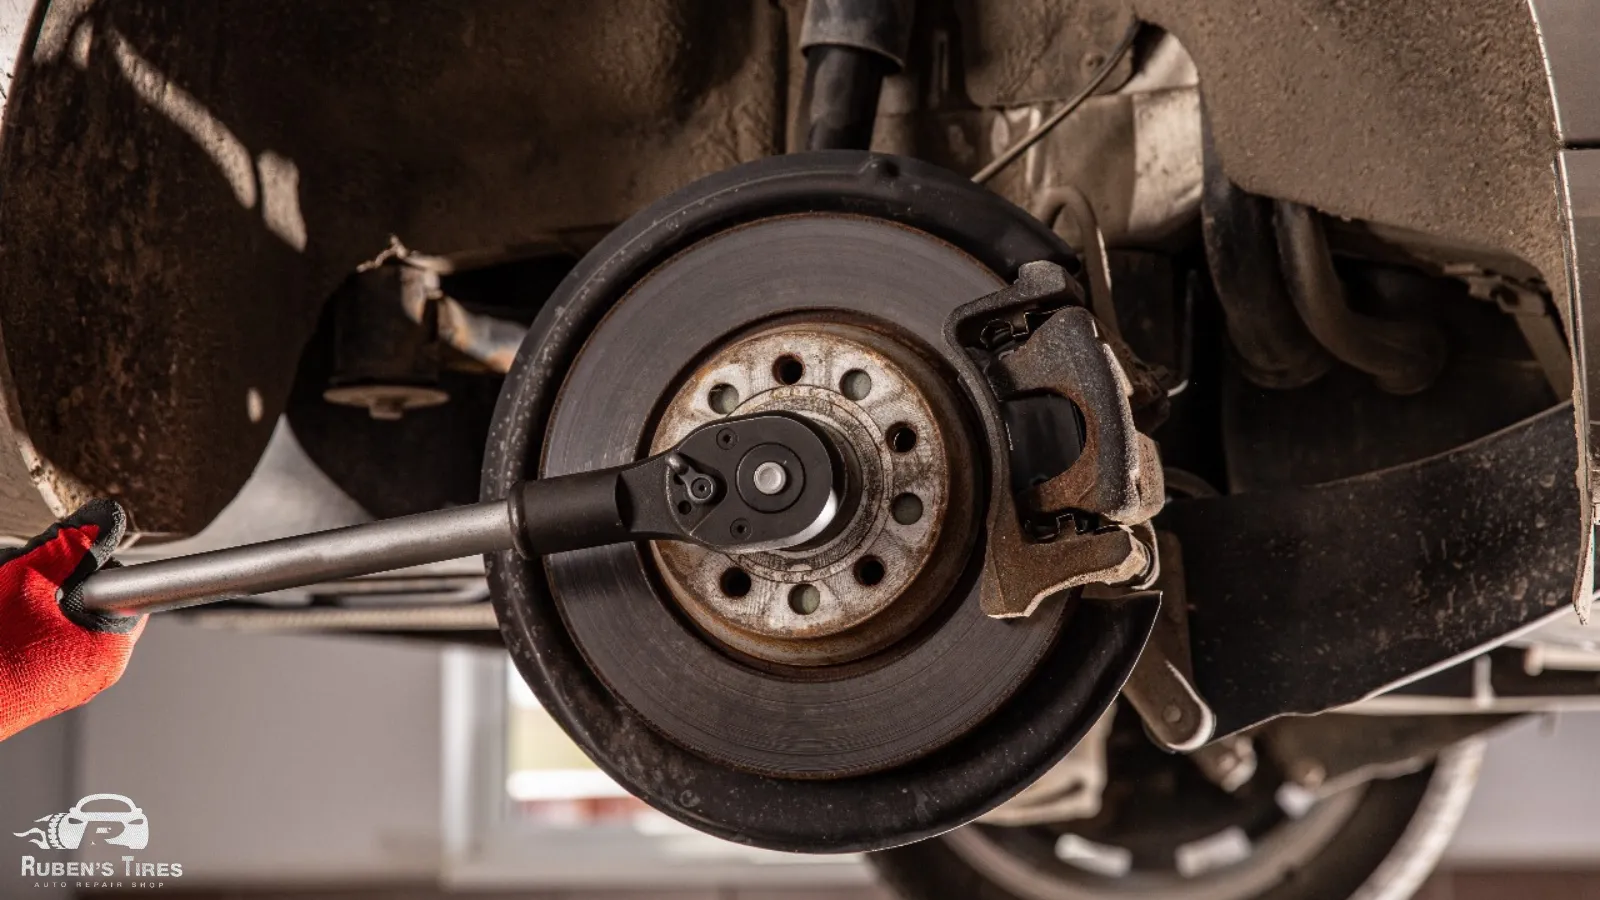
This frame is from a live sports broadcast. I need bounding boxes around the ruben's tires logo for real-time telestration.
[14,794,181,887]
[15,794,148,850]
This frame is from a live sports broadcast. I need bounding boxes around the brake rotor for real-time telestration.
[484,152,1156,852]
[544,213,1065,780]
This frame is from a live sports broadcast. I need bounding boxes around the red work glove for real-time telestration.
[0,500,142,741]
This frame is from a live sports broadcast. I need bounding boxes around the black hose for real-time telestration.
[798,0,915,151]
[801,45,894,150]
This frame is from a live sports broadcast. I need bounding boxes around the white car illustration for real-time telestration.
[59,794,148,850]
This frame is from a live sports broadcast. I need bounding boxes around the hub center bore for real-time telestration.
[650,319,977,666]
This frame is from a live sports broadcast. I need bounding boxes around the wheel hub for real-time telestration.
[651,319,976,665]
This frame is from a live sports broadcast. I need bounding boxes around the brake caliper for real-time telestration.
[946,261,1164,618]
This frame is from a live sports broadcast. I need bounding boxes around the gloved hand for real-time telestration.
[0,500,142,741]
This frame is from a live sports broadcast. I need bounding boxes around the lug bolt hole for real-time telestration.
[854,556,887,587]
[720,568,753,598]
[887,423,918,453]
[677,500,693,515]
[708,383,740,415]
[840,369,873,400]
[789,583,821,615]
[891,493,923,525]
[773,355,805,385]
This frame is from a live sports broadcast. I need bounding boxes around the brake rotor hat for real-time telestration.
[650,319,977,667]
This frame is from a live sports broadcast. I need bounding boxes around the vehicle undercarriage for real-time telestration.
[2,1,1597,897]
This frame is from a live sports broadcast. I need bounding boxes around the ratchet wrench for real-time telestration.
[77,413,842,616]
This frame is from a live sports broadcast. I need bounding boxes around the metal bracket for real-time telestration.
[1115,532,1259,791]
[1456,269,1574,399]
[1118,533,1215,753]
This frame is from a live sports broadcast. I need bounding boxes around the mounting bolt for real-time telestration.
[717,429,738,449]
[730,519,751,539]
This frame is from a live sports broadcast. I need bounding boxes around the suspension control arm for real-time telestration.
[78,413,841,616]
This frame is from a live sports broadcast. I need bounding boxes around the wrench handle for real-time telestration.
[77,500,517,616]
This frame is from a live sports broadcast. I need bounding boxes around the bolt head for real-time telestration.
[752,461,788,495]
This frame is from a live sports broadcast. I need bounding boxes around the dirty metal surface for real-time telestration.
[650,320,976,666]
[983,37,1204,251]
[0,1,74,536]
[1162,403,1582,737]
[993,311,1162,524]
[956,0,1135,108]
[0,0,783,534]
[1136,0,1562,289]
[945,261,1160,618]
